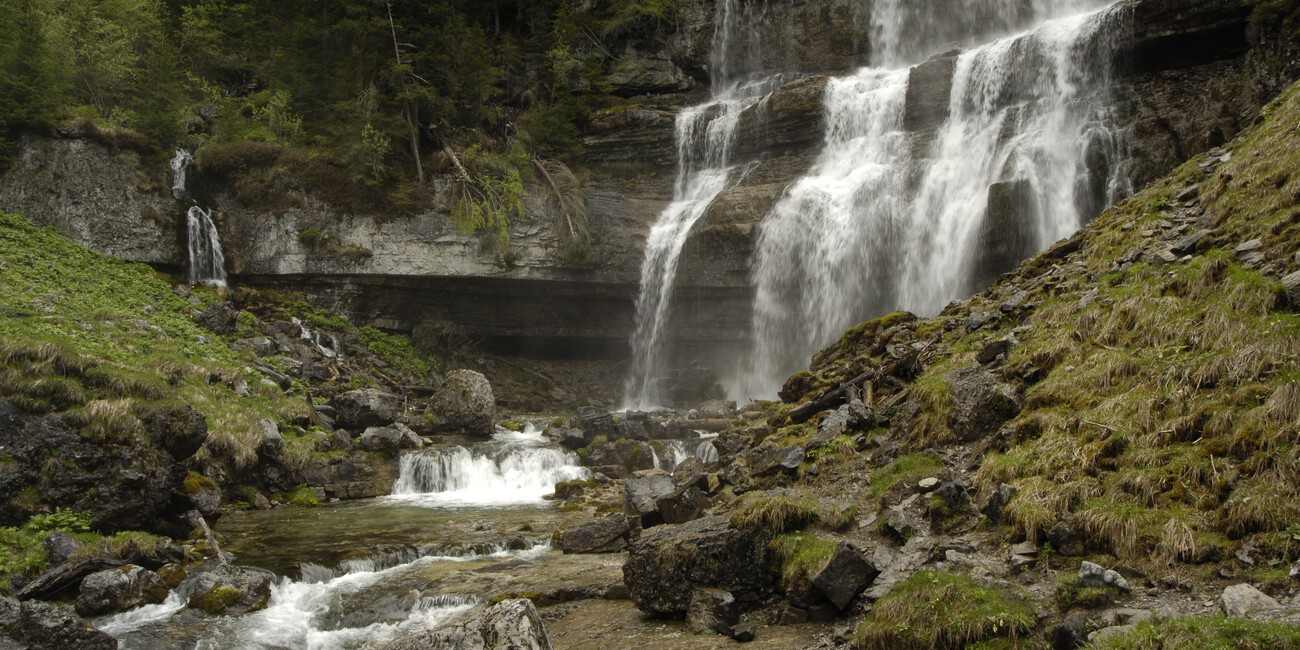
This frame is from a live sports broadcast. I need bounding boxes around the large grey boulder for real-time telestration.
[751,446,805,476]
[623,515,774,615]
[75,565,169,617]
[946,366,1023,442]
[427,370,495,436]
[356,423,424,453]
[1078,561,1130,592]
[1218,583,1282,617]
[560,514,631,554]
[812,542,879,610]
[332,389,402,429]
[383,599,552,650]
[186,565,275,615]
[623,474,676,529]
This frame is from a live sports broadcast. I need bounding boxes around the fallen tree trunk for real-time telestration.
[770,370,877,428]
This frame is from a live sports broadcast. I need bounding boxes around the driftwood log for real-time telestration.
[771,370,878,428]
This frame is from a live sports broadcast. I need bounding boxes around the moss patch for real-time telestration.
[854,571,1035,650]
[1085,616,1300,649]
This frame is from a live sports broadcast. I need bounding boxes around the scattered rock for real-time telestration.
[656,484,709,525]
[730,622,757,642]
[384,598,552,650]
[257,418,283,464]
[750,446,805,476]
[982,483,1016,525]
[1010,541,1037,557]
[1047,521,1086,557]
[1218,583,1282,617]
[686,587,738,635]
[1079,561,1130,592]
[931,481,970,509]
[555,427,588,450]
[623,474,676,529]
[146,404,210,462]
[428,370,496,436]
[623,515,774,615]
[1051,612,1090,649]
[332,389,402,429]
[812,542,879,610]
[186,564,275,615]
[356,423,424,453]
[672,457,708,490]
[572,407,617,441]
[560,513,630,554]
[196,301,237,335]
[75,564,169,617]
[1171,229,1214,255]
[1282,270,1300,308]
[42,531,82,566]
[946,367,1022,442]
[917,477,941,492]
[976,338,1014,365]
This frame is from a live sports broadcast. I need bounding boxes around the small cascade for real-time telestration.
[186,206,227,288]
[652,436,720,472]
[729,2,1130,399]
[389,425,586,506]
[291,317,344,360]
[622,0,783,409]
[169,149,193,201]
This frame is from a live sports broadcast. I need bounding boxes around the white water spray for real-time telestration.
[186,206,227,288]
[622,0,783,409]
[389,425,587,506]
[728,3,1130,399]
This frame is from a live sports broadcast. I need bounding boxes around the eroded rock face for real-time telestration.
[75,565,169,617]
[427,370,495,436]
[623,515,773,615]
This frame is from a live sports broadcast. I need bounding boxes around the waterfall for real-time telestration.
[728,2,1130,400]
[653,437,720,472]
[170,149,193,201]
[622,0,782,409]
[186,206,227,288]
[389,426,587,506]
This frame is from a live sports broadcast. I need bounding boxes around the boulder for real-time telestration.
[1051,612,1090,650]
[656,484,709,525]
[623,474,676,528]
[811,542,879,610]
[807,400,874,450]
[750,446,805,476]
[982,483,1017,525]
[384,598,552,650]
[572,407,617,440]
[75,564,169,617]
[614,440,656,473]
[618,420,649,441]
[718,458,750,489]
[946,367,1023,442]
[257,418,283,464]
[332,389,402,429]
[356,423,424,453]
[694,400,736,419]
[1218,583,1282,617]
[427,370,495,436]
[196,301,237,335]
[977,338,1015,365]
[186,564,275,615]
[560,514,630,554]
[623,515,775,615]
[43,531,82,566]
[672,457,709,491]
[686,587,738,635]
[555,427,588,450]
[145,404,209,462]
[3,597,117,650]
[1048,520,1087,557]
[1283,270,1300,308]
[1079,561,1130,592]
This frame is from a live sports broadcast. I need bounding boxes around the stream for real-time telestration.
[96,423,717,649]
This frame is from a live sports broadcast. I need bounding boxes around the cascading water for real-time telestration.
[622,0,783,410]
[389,424,587,506]
[728,1,1130,399]
[172,148,229,288]
[186,206,227,288]
[652,436,720,472]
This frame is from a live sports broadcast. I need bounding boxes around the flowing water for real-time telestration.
[171,149,193,201]
[186,206,227,288]
[622,0,785,410]
[99,424,590,649]
[726,1,1130,399]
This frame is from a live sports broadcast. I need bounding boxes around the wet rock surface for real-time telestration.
[385,599,552,650]
[0,596,117,650]
[185,564,275,616]
[560,514,631,554]
[427,369,495,436]
[75,565,169,617]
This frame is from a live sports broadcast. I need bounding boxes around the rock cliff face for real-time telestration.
[0,0,1292,401]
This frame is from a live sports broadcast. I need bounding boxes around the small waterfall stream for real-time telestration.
[172,149,229,288]
[728,1,1130,399]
